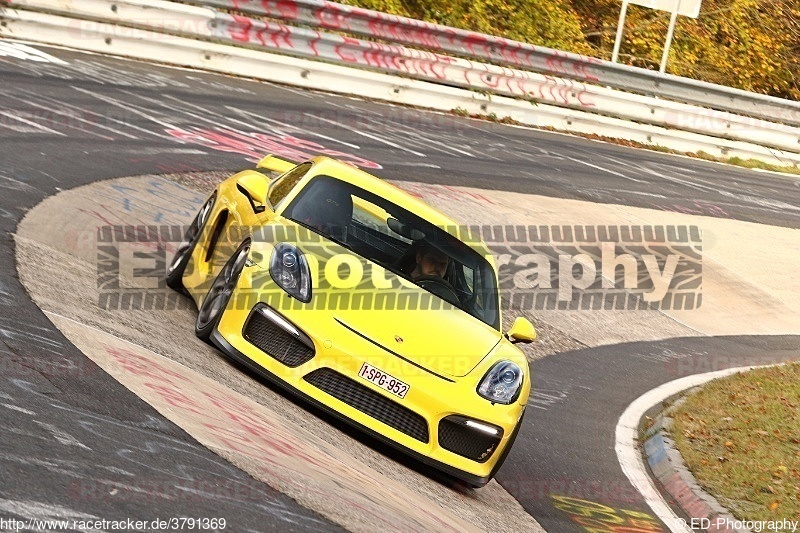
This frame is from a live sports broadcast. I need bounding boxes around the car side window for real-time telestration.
[461,264,474,292]
[268,163,312,209]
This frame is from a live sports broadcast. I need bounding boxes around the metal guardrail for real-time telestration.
[2,0,800,162]
[191,0,800,129]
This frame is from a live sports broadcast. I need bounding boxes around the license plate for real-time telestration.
[357,362,409,399]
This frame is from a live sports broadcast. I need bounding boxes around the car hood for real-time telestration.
[333,295,501,379]
[256,221,502,377]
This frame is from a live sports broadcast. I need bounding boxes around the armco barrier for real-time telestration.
[6,0,800,158]
[191,0,800,129]
[3,4,800,169]
[2,1,800,168]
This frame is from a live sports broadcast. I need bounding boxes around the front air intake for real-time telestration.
[303,368,429,443]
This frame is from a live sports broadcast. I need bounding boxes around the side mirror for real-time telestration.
[237,172,269,213]
[507,317,537,344]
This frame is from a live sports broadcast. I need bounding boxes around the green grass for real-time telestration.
[724,157,800,175]
[671,363,800,521]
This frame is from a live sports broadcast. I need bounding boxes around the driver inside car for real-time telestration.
[409,245,450,280]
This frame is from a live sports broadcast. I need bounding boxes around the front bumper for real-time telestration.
[213,301,525,485]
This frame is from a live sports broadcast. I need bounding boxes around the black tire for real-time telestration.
[166,192,216,293]
[195,240,251,342]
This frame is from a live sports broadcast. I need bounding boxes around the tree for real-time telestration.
[341,0,799,99]
[571,0,799,99]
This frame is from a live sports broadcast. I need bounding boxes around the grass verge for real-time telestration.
[671,363,800,521]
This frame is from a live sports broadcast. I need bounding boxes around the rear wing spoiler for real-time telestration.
[256,154,297,174]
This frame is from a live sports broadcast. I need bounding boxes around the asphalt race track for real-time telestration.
[2,40,799,532]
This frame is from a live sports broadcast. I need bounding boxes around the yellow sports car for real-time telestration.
[166,155,536,487]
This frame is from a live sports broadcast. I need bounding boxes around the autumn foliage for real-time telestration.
[343,0,800,100]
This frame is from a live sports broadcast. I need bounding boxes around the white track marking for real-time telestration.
[0,498,102,533]
[0,111,65,136]
[393,162,441,168]
[616,365,773,532]
[71,87,181,135]
[265,82,316,99]
[353,113,476,158]
[0,41,68,64]
[2,403,36,415]
[309,113,428,157]
[33,420,92,450]
[46,91,172,140]
[262,116,362,150]
[131,92,365,155]
[0,95,114,141]
[620,190,668,198]
[119,90,225,127]
[14,95,140,140]
[564,155,646,183]
[404,131,476,158]
[117,147,207,156]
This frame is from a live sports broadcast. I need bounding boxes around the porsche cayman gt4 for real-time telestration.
[166,155,536,487]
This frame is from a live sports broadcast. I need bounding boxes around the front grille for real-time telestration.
[303,368,429,443]
[438,415,503,463]
[243,309,314,367]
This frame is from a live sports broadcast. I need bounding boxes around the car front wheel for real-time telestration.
[195,240,250,342]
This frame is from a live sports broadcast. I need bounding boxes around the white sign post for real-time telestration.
[611,0,630,64]
[611,0,702,73]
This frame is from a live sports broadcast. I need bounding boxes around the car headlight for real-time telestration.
[270,243,312,302]
[477,361,523,404]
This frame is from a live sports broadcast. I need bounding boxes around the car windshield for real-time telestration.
[282,175,500,329]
